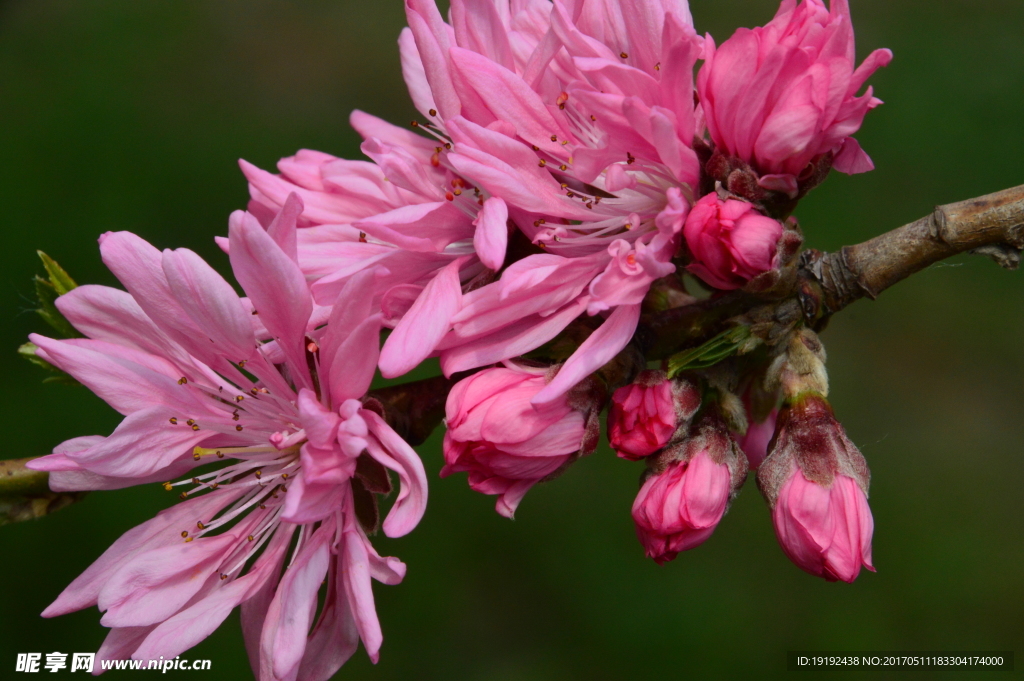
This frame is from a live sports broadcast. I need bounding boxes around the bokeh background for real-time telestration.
[2,0,1023,679]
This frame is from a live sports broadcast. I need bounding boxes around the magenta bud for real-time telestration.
[758,395,875,582]
[738,407,778,469]
[683,193,783,291]
[607,371,700,460]
[632,413,748,564]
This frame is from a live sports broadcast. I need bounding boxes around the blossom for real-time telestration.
[632,413,748,563]
[440,364,600,518]
[698,0,893,188]
[239,0,707,406]
[27,200,427,678]
[237,110,490,380]
[607,371,701,460]
[757,394,874,582]
[683,193,783,290]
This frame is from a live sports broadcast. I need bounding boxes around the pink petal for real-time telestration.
[532,303,642,406]
[379,257,465,379]
[229,209,314,392]
[473,196,509,271]
[363,410,429,538]
[262,522,333,681]
[266,192,304,263]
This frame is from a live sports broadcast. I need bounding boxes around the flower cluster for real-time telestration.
[28,0,889,677]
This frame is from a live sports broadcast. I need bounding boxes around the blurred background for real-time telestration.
[1,0,1022,678]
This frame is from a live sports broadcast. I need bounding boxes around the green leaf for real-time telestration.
[38,250,78,295]
[667,326,753,377]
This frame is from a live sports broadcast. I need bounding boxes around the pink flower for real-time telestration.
[394,0,705,401]
[607,371,701,460]
[698,0,892,182]
[27,202,427,677]
[683,193,783,290]
[632,413,748,564]
[738,407,778,469]
[757,395,874,582]
[237,110,491,380]
[441,364,600,518]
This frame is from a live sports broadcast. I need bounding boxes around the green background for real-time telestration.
[1,1,1022,679]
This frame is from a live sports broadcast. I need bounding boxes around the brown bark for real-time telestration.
[804,184,1024,317]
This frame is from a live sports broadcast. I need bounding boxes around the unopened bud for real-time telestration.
[757,394,874,582]
[766,327,828,399]
[632,412,748,564]
[607,371,700,460]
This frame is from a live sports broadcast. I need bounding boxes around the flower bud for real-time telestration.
[697,0,892,182]
[632,413,748,564]
[757,394,874,582]
[683,193,783,290]
[441,364,600,518]
[738,407,778,469]
[607,372,701,461]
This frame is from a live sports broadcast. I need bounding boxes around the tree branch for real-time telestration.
[0,458,87,526]
[804,184,1024,317]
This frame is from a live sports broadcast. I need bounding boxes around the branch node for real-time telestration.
[930,205,952,243]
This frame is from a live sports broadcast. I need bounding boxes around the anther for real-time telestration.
[162,482,173,491]
[435,146,443,153]
[255,470,262,479]
[197,521,206,530]
[232,410,239,421]
[178,377,188,385]
[444,142,452,150]
[235,395,244,402]
[445,191,454,201]
[654,62,661,71]
[560,183,568,189]
[626,152,636,165]
[259,504,266,510]
[531,145,540,151]
[216,451,224,458]
[191,424,200,431]
[250,388,259,396]
[620,51,628,59]
[169,417,178,425]
[181,531,188,538]
[210,483,219,490]
[247,535,254,542]
[179,492,189,500]
[550,135,557,142]
[538,159,547,167]
[411,120,419,127]
[236,425,243,431]
[590,115,597,122]
[281,473,289,480]
[238,359,247,368]
[220,574,228,580]
[429,108,437,116]
[559,164,567,171]
[307,340,319,353]
[430,152,440,167]
[556,92,569,110]
[192,477,199,484]
[453,189,462,196]
[184,537,193,542]
[186,419,196,426]
[193,452,201,461]
[358,231,367,243]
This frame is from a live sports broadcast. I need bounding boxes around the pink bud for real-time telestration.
[683,194,783,290]
[773,469,874,583]
[607,371,701,460]
[738,407,778,469]
[441,365,599,518]
[632,414,748,564]
[758,395,875,582]
[697,0,892,180]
